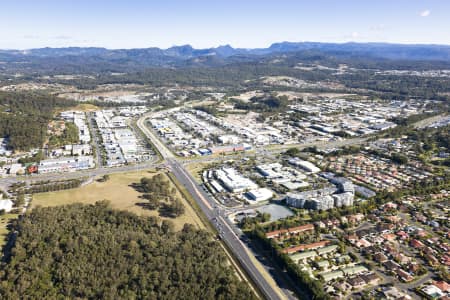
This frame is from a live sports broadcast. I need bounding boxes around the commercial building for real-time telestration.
[257,163,309,189]
[215,167,258,193]
[218,135,240,144]
[8,163,24,175]
[72,144,92,156]
[95,109,147,165]
[208,143,252,155]
[246,188,273,202]
[330,177,355,193]
[333,192,355,207]
[38,156,94,174]
[311,195,335,210]
[285,177,355,210]
[288,158,321,173]
[210,180,224,193]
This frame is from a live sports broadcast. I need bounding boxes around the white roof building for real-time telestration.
[9,163,24,175]
[281,181,309,190]
[246,188,273,202]
[38,156,94,174]
[215,168,258,193]
[0,199,13,213]
[288,158,320,173]
[421,285,444,299]
[218,135,240,144]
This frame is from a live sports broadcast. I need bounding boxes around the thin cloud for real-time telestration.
[370,24,385,31]
[420,9,431,17]
[53,35,72,40]
[23,35,40,39]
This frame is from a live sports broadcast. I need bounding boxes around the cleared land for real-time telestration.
[32,169,205,231]
[67,103,100,112]
[55,103,100,114]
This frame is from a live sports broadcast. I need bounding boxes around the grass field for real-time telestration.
[0,213,19,247]
[32,170,205,231]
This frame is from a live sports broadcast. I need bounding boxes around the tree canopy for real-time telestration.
[0,202,255,300]
[0,91,75,151]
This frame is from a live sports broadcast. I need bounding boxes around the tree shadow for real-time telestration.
[136,202,158,211]
[158,202,176,218]
[129,182,146,193]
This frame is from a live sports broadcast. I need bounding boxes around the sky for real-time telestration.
[0,0,447,49]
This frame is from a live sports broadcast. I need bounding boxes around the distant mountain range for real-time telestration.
[1,42,450,75]
[1,42,450,60]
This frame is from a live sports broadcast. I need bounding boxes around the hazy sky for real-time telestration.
[0,0,447,49]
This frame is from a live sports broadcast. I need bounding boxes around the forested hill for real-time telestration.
[0,202,255,299]
[0,91,75,151]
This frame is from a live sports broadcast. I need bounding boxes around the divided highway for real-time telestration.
[136,113,287,300]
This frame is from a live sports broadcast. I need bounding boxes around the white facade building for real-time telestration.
[215,167,258,193]
[288,158,321,173]
[38,156,94,174]
[246,188,273,202]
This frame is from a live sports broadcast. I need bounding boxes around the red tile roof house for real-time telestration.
[433,281,450,293]
[382,233,397,242]
[416,230,428,238]
[396,231,409,240]
[393,253,412,265]
[346,234,358,244]
[374,252,388,263]
[396,268,414,282]
[442,254,450,266]
[385,243,400,256]
[347,213,365,223]
[425,253,440,266]
[438,243,450,252]
[424,246,437,256]
[266,224,315,239]
[410,239,425,249]
[408,262,420,274]
[288,224,315,235]
[265,229,287,239]
[281,240,330,254]
[355,238,372,249]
